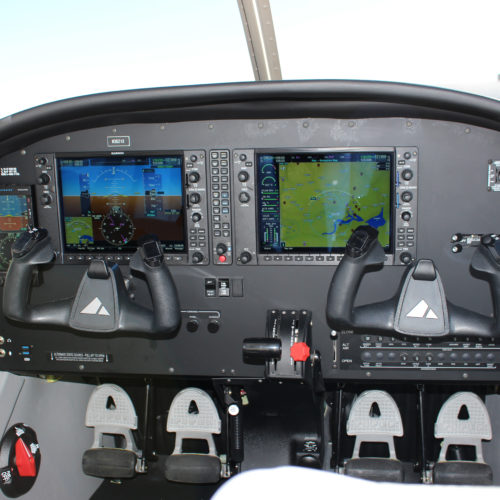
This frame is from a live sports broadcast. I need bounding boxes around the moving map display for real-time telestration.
[57,155,185,253]
[0,185,34,272]
[257,151,393,253]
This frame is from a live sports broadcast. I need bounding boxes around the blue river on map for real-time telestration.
[322,207,385,235]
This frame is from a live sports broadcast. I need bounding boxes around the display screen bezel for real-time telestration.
[255,148,395,254]
[0,185,35,273]
[55,152,187,255]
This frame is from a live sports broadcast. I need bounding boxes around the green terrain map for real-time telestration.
[279,161,390,248]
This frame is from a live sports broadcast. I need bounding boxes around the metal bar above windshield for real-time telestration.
[237,0,282,81]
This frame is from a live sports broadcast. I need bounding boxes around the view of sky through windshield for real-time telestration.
[1,0,499,118]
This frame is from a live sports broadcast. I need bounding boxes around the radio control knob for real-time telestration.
[401,169,413,181]
[401,191,413,203]
[37,173,50,185]
[401,211,412,222]
[192,252,204,264]
[40,194,52,205]
[240,251,252,264]
[238,171,249,182]
[400,252,412,265]
[239,192,250,203]
[188,172,200,183]
[191,212,202,222]
[216,243,227,255]
[36,157,47,166]
[189,193,201,204]
[190,155,198,162]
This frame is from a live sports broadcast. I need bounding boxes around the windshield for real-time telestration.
[2,0,499,118]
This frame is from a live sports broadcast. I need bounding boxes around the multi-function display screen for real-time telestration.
[57,155,185,253]
[257,151,393,253]
[0,186,34,272]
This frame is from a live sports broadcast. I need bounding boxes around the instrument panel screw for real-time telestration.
[465,127,471,134]
[20,150,26,156]
[169,367,175,373]
[258,122,264,129]
[406,121,413,127]
[65,135,71,141]
[303,122,309,128]
[348,121,355,128]
[462,373,468,379]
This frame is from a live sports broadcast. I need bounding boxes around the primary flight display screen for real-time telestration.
[257,151,393,253]
[0,185,34,272]
[57,155,185,253]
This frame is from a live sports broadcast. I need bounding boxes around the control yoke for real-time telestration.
[3,228,181,335]
[326,226,499,338]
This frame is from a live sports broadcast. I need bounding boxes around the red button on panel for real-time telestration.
[290,342,310,362]
[218,255,227,263]
[15,438,36,477]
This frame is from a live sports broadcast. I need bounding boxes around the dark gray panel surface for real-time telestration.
[0,117,499,382]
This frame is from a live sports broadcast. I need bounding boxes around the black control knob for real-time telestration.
[192,252,204,264]
[404,152,412,160]
[36,157,47,166]
[451,244,463,254]
[400,252,412,265]
[186,319,199,332]
[207,320,220,334]
[239,192,250,203]
[451,233,463,243]
[188,172,200,183]
[40,194,52,206]
[191,212,202,223]
[239,153,247,161]
[401,169,413,181]
[190,155,198,162]
[238,171,249,182]
[37,173,50,185]
[216,243,227,255]
[401,211,412,222]
[401,191,413,203]
[240,251,252,264]
[189,193,201,204]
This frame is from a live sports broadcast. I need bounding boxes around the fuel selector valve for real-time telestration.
[243,310,314,380]
[326,225,500,338]
[3,230,181,336]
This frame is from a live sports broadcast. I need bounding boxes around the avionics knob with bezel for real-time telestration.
[189,193,201,205]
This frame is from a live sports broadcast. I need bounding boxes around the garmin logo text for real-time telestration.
[107,136,131,147]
